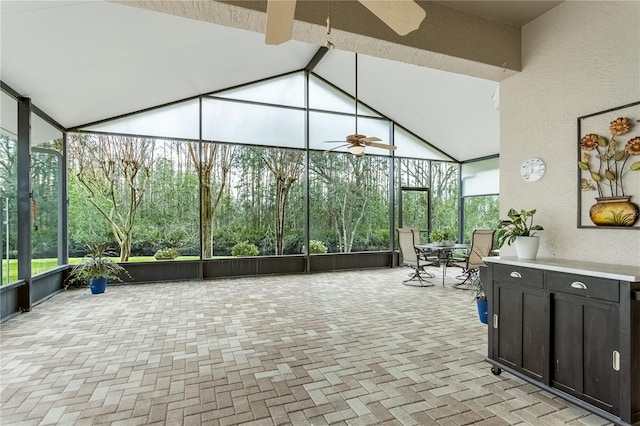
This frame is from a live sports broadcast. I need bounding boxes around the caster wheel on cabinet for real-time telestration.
[491,366,502,375]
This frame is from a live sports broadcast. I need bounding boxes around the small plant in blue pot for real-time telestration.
[469,273,488,324]
[66,243,130,294]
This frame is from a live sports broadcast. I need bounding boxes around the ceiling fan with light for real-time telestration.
[264,0,426,45]
[325,53,397,157]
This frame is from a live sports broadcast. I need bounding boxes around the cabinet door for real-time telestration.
[494,282,547,381]
[551,293,619,414]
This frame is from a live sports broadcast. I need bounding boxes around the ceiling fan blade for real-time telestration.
[324,140,349,143]
[360,136,382,142]
[357,0,426,36]
[367,142,397,151]
[327,143,350,152]
[265,0,296,45]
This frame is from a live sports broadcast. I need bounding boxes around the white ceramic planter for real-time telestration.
[515,236,540,259]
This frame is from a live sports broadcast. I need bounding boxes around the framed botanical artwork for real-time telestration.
[577,101,640,229]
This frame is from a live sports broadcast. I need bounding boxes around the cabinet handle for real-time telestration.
[510,271,522,278]
[570,281,587,290]
[613,351,620,371]
[493,314,498,329]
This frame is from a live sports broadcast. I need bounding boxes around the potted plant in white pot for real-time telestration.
[430,229,456,246]
[66,243,130,294]
[496,208,544,259]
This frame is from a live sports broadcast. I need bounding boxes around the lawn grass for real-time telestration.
[1,255,201,286]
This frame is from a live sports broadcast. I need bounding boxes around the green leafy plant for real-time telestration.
[430,230,444,242]
[496,208,543,248]
[303,240,328,254]
[66,243,130,288]
[430,229,456,243]
[469,273,485,301]
[231,241,259,257]
[154,247,179,260]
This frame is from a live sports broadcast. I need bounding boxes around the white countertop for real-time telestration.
[482,256,640,282]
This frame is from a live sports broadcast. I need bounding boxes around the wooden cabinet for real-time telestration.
[482,258,640,426]
[492,264,547,381]
[551,292,619,413]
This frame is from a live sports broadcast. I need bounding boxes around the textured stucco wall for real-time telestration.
[500,1,640,264]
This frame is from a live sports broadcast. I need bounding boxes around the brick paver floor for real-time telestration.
[0,267,612,425]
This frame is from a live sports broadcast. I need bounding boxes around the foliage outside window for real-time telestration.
[309,152,390,253]
[430,162,459,240]
[460,157,499,243]
[31,144,62,275]
[68,138,307,260]
[63,72,489,266]
[68,135,199,262]
[396,158,431,241]
[0,134,18,285]
[462,195,499,244]
[212,145,304,256]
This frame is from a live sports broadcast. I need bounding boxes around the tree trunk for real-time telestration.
[263,150,303,256]
[188,143,235,258]
[68,134,151,261]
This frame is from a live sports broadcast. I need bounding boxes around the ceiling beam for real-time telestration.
[305,47,330,72]
[112,0,520,81]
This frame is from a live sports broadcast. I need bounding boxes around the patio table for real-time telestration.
[415,243,470,286]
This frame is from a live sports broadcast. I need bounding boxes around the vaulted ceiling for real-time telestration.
[0,1,562,161]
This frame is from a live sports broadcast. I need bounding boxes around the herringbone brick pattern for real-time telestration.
[0,267,612,425]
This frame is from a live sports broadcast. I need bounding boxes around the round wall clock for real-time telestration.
[521,157,545,182]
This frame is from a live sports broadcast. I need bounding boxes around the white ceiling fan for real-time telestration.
[324,53,397,157]
[265,0,426,45]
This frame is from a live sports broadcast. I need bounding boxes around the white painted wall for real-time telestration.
[500,1,640,264]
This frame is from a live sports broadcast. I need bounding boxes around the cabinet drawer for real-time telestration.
[493,264,544,288]
[546,271,619,303]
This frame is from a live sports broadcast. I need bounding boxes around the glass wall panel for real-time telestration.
[394,127,452,161]
[309,75,357,115]
[202,99,305,148]
[216,72,305,108]
[309,152,390,253]
[399,188,430,237]
[68,134,199,263]
[430,161,459,241]
[398,158,431,188]
[134,138,200,261]
[309,75,379,117]
[462,195,499,244]
[31,113,63,275]
[208,145,304,257]
[84,99,200,140]
[461,157,499,196]
[395,158,431,241]
[0,91,18,284]
[309,111,354,152]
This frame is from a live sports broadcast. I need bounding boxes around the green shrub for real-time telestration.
[283,234,303,254]
[154,247,179,260]
[231,241,259,257]
[303,240,328,254]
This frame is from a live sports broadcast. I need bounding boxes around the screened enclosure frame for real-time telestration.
[0,48,499,321]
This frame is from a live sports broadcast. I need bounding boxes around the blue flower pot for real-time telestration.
[89,277,108,294]
[477,298,488,324]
